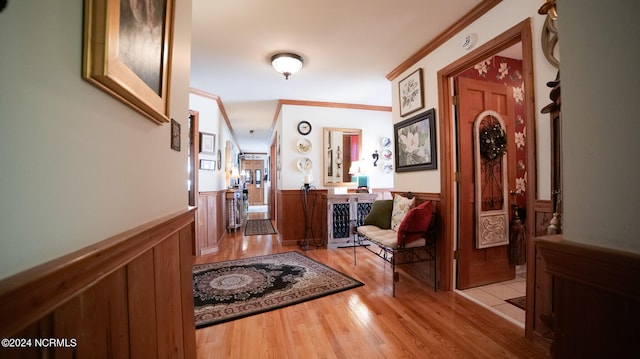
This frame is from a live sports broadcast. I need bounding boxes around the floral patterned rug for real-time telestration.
[193,251,364,328]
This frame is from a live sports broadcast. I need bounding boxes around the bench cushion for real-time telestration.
[390,194,416,230]
[357,225,426,249]
[397,200,433,245]
[363,200,393,229]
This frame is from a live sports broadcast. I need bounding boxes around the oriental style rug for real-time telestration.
[193,251,364,328]
[244,219,277,236]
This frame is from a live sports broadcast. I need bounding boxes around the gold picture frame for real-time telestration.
[82,0,175,124]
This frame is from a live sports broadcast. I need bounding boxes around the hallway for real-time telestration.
[193,216,549,358]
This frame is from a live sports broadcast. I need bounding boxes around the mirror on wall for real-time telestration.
[323,127,362,187]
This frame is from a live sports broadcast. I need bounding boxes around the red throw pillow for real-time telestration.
[397,201,433,245]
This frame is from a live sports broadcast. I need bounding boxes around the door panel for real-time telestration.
[457,77,516,289]
[242,160,265,206]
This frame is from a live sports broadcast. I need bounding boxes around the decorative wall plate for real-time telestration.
[380,137,391,148]
[383,161,393,173]
[296,138,312,154]
[297,157,312,172]
[382,148,392,160]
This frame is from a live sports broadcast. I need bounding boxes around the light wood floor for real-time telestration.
[194,212,550,358]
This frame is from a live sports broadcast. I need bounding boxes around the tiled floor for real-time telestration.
[460,272,526,327]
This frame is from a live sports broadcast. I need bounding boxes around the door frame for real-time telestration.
[436,18,536,298]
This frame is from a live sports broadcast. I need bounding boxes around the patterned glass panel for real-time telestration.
[332,203,350,238]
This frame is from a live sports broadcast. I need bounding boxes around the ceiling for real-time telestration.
[190,0,486,154]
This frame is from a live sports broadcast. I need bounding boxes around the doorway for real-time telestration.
[437,19,536,331]
[241,157,269,215]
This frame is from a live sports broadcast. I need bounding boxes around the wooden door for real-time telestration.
[457,77,516,289]
[243,159,265,206]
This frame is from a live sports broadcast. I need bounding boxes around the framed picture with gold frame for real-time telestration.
[82,0,175,124]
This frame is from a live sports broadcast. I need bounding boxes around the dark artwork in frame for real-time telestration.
[394,108,437,172]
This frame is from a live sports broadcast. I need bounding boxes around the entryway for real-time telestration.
[459,267,527,327]
[437,19,536,332]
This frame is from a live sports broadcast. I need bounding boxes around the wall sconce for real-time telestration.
[271,52,303,80]
[372,150,379,166]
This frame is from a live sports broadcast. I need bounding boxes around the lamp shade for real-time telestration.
[230,167,240,178]
[348,161,363,176]
[271,53,303,79]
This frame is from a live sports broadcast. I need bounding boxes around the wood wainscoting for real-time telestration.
[0,209,197,359]
[276,189,443,289]
[536,237,640,358]
[276,189,328,247]
[526,199,555,339]
[196,190,226,255]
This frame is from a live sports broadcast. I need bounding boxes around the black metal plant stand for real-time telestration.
[298,184,320,250]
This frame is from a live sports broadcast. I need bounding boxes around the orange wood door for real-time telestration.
[243,159,265,205]
[457,77,516,289]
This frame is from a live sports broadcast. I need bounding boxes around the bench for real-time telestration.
[353,193,437,296]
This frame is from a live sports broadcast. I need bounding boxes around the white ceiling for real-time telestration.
[190,0,485,153]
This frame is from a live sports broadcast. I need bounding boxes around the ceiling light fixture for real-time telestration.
[271,52,303,80]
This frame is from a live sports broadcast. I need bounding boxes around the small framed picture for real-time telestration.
[171,119,180,151]
[398,68,424,117]
[199,132,215,154]
[200,159,215,170]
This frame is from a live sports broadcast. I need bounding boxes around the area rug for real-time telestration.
[506,296,526,310]
[244,219,277,235]
[193,251,364,328]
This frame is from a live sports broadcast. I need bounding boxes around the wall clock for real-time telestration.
[297,121,312,135]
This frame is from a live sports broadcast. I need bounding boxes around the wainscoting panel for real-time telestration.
[526,199,555,339]
[537,237,640,358]
[196,191,226,255]
[277,189,327,247]
[0,209,197,359]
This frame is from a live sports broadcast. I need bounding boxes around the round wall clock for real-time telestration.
[297,121,312,135]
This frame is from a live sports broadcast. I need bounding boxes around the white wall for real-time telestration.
[278,104,394,190]
[559,0,640,253]
[189,93,239,191]
[391,0,557,196]
[0,0,193,279]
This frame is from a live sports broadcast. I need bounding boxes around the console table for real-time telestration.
[325,193,378,249]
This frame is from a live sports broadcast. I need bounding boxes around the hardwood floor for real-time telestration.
[194,212,550,358]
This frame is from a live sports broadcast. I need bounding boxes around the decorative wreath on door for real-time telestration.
[479,119,507,160]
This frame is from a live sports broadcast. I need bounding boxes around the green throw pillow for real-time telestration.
[363,200,394,229]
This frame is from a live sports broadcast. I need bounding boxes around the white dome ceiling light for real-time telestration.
[271,52,304,80]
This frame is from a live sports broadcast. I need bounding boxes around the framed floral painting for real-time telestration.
[398,68,424,117]
[394,108,437,172]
